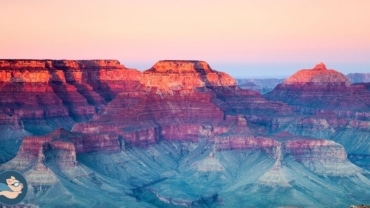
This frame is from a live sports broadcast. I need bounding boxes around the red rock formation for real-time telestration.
[0,60,46,68]
[68,60,296,148]
[283,62,350,86]
[141,60,236,92]
[0,59,142,133]
[146,60,212,73]
[71,60,242,146]
[265,63,370,116]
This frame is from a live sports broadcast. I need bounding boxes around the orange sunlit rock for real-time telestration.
[284,62,350,86]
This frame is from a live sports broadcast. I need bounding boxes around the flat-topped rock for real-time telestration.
[0,60,46,68]
[0,59,124,69]
[142,60,236,90]
[146,60,213,74]
[51,59,124,69]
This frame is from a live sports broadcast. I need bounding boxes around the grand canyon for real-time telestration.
[0,59,369,207]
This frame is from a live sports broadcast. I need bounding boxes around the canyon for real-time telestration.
[0,59,369,207]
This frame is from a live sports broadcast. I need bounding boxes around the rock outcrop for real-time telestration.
[141,60,236,92]
[283,62,350,86]
[284,139,361,175]
[265,63,370,114]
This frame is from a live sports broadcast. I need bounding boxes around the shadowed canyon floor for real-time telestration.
[0,60,369,207]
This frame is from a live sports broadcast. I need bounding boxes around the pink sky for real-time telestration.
[1,0,370,77]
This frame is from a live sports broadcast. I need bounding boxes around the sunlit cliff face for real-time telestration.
[141,60,236,91]
[146,60,213,74]
[0,59,138,83]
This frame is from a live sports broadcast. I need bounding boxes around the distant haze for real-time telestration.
[128,61,370,78]
[1,0,370,77]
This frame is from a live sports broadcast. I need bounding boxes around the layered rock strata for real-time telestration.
[141,60,236,92]
[0,60,141,133]
[1,128,120,171]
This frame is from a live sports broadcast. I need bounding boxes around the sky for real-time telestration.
[1,0,370,78]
